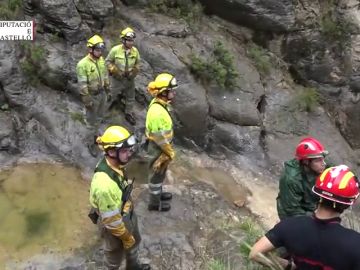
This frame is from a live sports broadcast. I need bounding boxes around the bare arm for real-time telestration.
[249,236,295,269]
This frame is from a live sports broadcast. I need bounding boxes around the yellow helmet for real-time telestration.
[96,126,136,150]
[87,34,105,49]
[120,27,136,40]
[147,73,178,97]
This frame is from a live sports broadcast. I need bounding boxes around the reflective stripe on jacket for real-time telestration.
[145,98,173,147]
[105,45,140,73]
[90,158,129,236]
[76,54,109,96]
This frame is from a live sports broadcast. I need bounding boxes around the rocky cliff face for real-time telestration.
[1,0,360,269]
[2,0,359,173]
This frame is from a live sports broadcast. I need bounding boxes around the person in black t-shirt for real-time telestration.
[249,165,360,270]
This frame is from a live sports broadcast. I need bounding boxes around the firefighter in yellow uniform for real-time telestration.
[105,27,140,125]
[89,126,150,270]
[145,73,177,211]
[76,34,111,157]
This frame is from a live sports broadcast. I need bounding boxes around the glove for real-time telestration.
[81,94,93,108]
[108,64,118,76]
[119,229,136,249]
[161,143,175,160]
[108,64,125,80]
[152,153,171,173]
[128,67,139,79]
[122,201,132,215]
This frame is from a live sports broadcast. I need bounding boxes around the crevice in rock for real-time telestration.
[288,65,307,86]
[259,128,268,156]
[256,94,268,160]
[23,0,40,16]
[0,82,8,108]
[167,43,188,66]
[256,94,266,114]
[252,31,274,49]
[153,29,190,39]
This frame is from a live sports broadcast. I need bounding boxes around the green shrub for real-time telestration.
[103,15,123,47]
[207,259,228,270]
[0,0,22,19]
[238,219,283,270]
[148,0,203,26]
[19,42,47,86]
[8,0,21,11]
[239,218,264,258]
[205,218,282,270]
[49,32,62,43]
[69,111,86,125]
[247,44,271,76]
[292,87,320,112]
[20,61,40,86]
[319,1,352,44]
[190,55,212,82]
[321,15,351,41]
[190,41,238,90]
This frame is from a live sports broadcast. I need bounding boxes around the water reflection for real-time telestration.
[0,163,97,267]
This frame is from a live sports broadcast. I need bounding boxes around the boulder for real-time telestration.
[74,0,113,18]
[263,80,358,172]
[0,112,18,153]
[198,0,295,32]
[27,0,91,43]
[208,90,260,126]
[336,100,360,149]
[173,79,209,147]
[74,0,113,30]
[40,39,69,91]
[136,35,210,146]
[0,43,30,105]
[208,120,263,160]
[349,73,360,93]
[263,90,309,136]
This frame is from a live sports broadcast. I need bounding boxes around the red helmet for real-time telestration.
[312,165,359,205]
[295,137,328,160]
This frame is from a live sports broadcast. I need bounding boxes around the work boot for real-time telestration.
[126,264,151,270]
[125,113,136,125]
[160,192,172,201]
[148,201,171,212]
[87,143,99,157]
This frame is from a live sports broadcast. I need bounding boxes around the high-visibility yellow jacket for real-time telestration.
[90,157,132,237]
[76,54,109,96]
[145,98,175,159]
[105,44,140,74]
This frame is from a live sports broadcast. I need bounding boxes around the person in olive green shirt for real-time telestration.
[105,27,140,125]
[90,125,150,270]
[277,137,330,220]
[145,73,178,212]
[76,34,110,157]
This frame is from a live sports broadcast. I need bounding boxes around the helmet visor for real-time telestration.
[168,77,178,90]
[125,32,136,40]
[94,42,105,50]
[113,135,137,149]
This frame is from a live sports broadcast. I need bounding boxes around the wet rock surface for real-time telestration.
[10,179,252,270]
